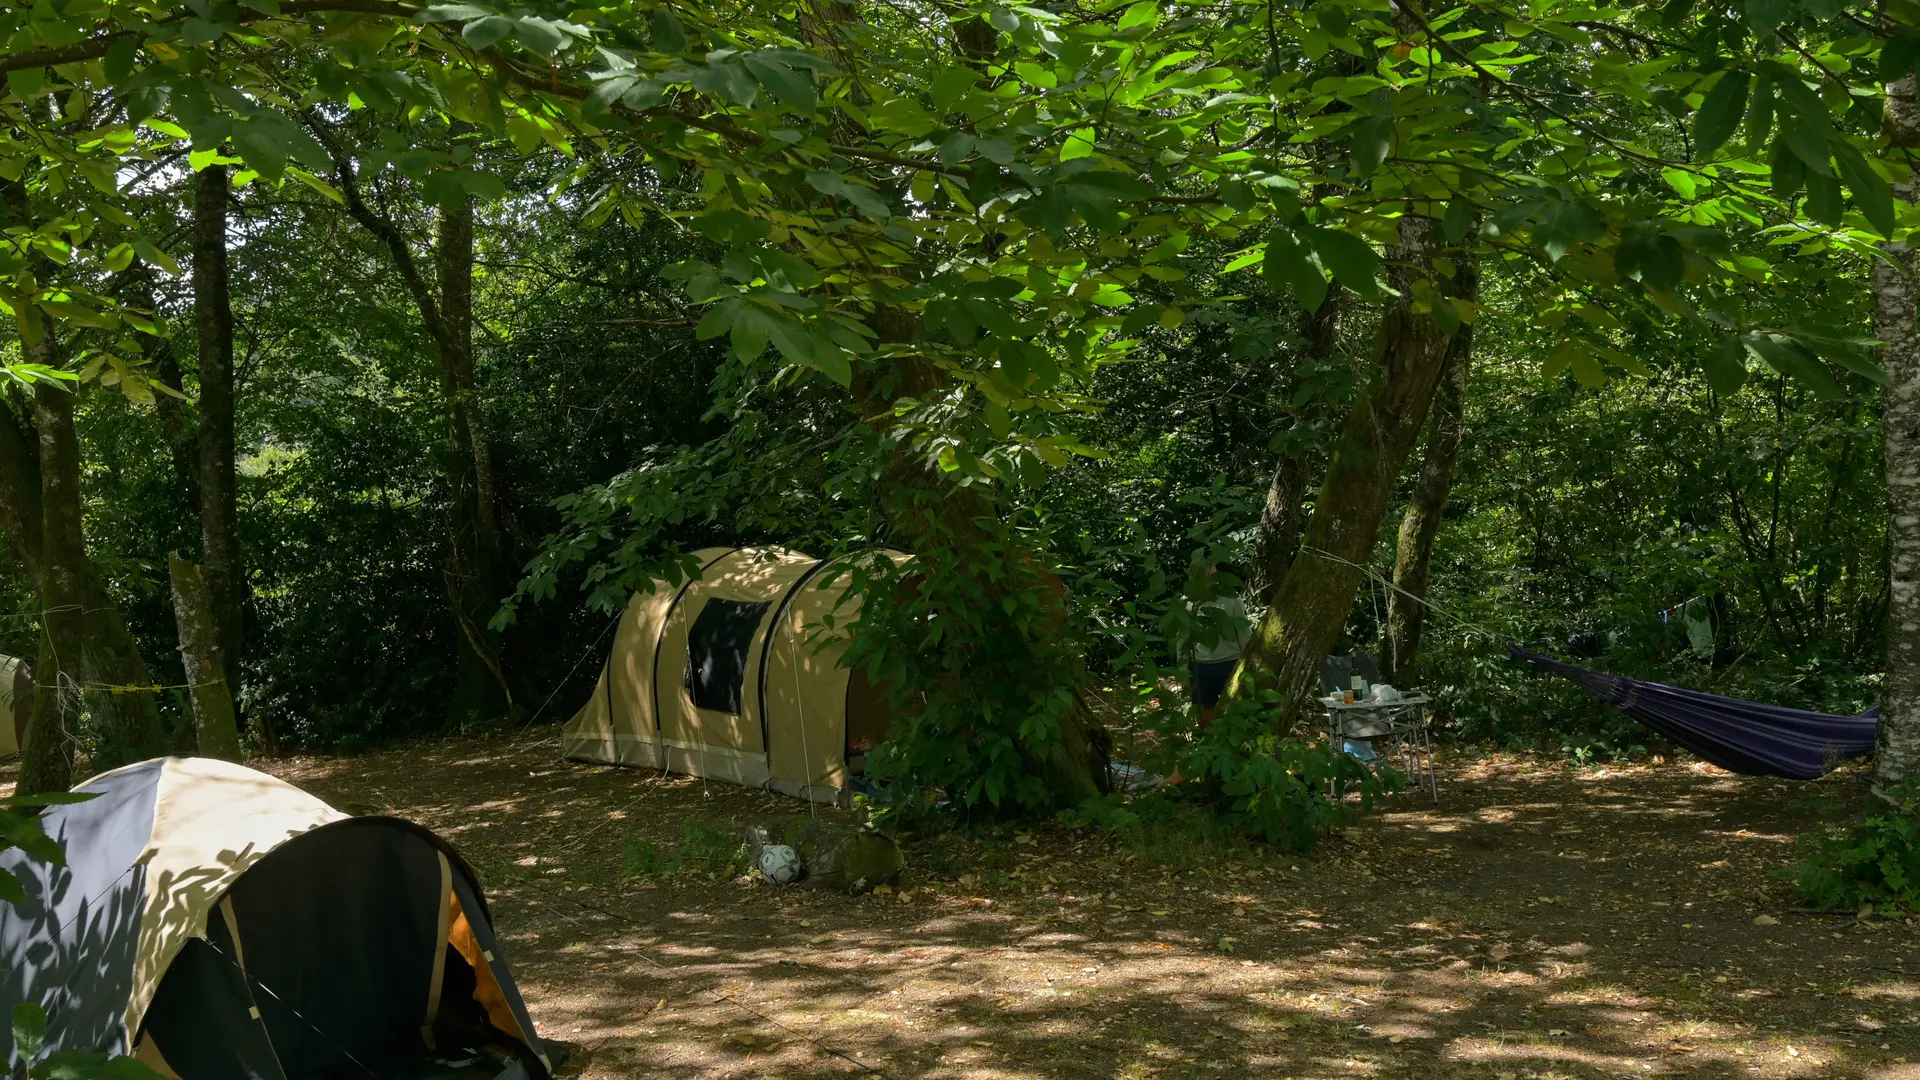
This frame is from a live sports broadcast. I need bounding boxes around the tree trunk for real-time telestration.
[1384,255,1478,683]
[21,377,89,794]
[193,164,244,695]
[1237,213,1460,718]
[1873,75,1920,797]
[853,313,1108,808]
[1252,291,1344,601]
[308,113,516,723]
[169,553,242,759]
[433,196,514,721]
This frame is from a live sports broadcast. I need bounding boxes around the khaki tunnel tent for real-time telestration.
[564,547,902,804]
[0,756,552,1079]
[0,654,25,755]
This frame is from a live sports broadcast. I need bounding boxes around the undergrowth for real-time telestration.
[1785,780,1920,913]
[1066,681,1396,852]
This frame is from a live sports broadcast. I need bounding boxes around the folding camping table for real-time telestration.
[1322,693,1437,803]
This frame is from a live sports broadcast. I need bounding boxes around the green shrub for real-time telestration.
[1786,781,1920,913]
[1174,690,1397,849]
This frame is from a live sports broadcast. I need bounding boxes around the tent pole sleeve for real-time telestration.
[421,851,454,1049]
[757,557,832,762]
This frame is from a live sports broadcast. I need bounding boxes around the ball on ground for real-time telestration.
[759,844,802,885]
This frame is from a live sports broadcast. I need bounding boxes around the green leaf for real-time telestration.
[1884,30,1920,83]
[13,1000,46,1060]
[1060,127,1096,162]
[1769,136,1806,199]
[731,304,772,361]
[1693,70,1749,160]
[743,51,815,111]
[1833,144,1895,238]
[1614,233,1684,291]
[461,15,515,50]
[692,60,759,106]
[695,299,736,340]
[1745,333,1841,398]
[1803,167,1843,225]
[1118,1,1160,32]
[1533,198,1604,262]
[1796,330,1890,385]
[0,870,24,912]
[1701,336,1750,395]
[1743,0,1791,34]
[1317,3,1350,36]
[1772,77,1836,177]
[104,35,140,84]
[652,8,687,53]
[513,17,567,55]
[1306,228,1380,300]
[417,3,495,22]
[1263,229,1328,312]
[1746,76,1775,150]
[1347,114,1392,178]
[1442,199,1474,243]
[930,68,976,112]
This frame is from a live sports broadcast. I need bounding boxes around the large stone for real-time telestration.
[744,817,904,894]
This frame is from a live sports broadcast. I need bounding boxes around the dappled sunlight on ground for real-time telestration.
[256,740,1920,1079]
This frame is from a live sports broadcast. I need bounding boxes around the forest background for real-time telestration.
[0,0,1908,842]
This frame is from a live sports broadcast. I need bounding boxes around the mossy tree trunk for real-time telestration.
[1237,213,1462,720]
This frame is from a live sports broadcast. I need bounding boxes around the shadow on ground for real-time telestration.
[265,739,1920,1080]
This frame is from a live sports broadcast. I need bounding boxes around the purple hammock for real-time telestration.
[1507,644,1877,780]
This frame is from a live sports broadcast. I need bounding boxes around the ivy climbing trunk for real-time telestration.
[1874,75,1920,797]
[1237,213,1460,719]
[1384,254,1477,683]
[193,163,244,697]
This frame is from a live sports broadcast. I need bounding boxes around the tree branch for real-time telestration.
[0,1,422,75]
[301,109,450,351]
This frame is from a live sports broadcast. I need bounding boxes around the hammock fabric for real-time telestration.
[1508,643,1877,780]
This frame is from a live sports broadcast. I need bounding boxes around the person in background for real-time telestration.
[1184,563,1251,726]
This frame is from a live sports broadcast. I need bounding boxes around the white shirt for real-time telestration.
[1185,596,1251,664]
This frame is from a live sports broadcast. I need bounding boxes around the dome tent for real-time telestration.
[0,756,552,1079]
[563,546,900,805]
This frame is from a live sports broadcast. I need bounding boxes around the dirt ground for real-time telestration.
[257,735,1920,1080]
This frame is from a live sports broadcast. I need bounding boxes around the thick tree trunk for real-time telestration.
[22,375,168,792]
[1252,291,1344,601]
[169,553,242,759]
[1384,256,1478,684]
[193,164,244,695]
[1873,75,1920,797]
[1237,213,1459,718]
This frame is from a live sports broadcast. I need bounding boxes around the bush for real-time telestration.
[1174,689,1397,849]
[1786,781,1920,913]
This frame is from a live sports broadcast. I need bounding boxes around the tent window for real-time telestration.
[685,599,770,715]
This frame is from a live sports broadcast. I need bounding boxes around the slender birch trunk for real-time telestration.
[1873,75,1920,796]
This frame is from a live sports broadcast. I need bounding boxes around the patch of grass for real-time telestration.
[618,819,749,879]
